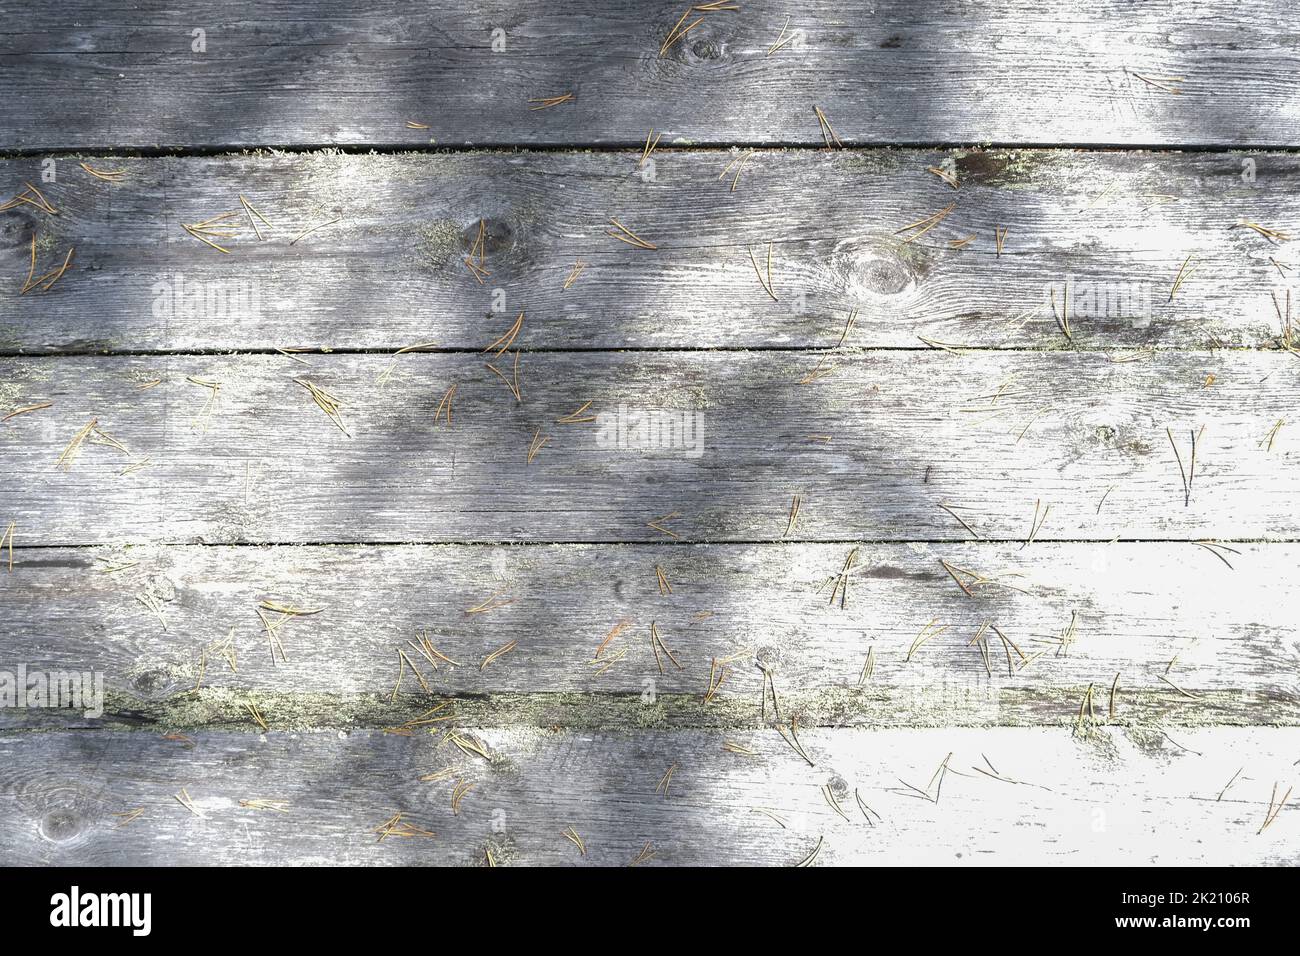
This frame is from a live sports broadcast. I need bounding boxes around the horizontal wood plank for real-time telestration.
[2,350,1299,545]
[2,1,1298,150]
[1,541,1296,730]
[1,149,1296,351]
[2,727,1295,865]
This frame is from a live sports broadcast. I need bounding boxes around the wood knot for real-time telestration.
[463,217,513,258]
[40,807,86,842]
[836,237,922,301]
[687,36,727,61]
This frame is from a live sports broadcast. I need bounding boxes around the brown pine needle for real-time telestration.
[2,401,52,423]
[448,730,491,761]
[822,784,851,821]
[768,16,795,55]
[174,788,203,818]
[799,355,836,384]
[240,799,290,812]
[434,383,457,427]
[238,194,274,241]
[702,659,728,704]
[906,618,949,662]
[481,640,519,671]
[245,702,269,732]
[484,350,523,402]
[1261,417,1285,451]
[1258,782,1292,834]
[556,400,596,424]
[57,417,98,470]
[1,521,13,572]
[748,240,777,300]
[406,120,430,129]
[649,621,684,673]
[294,378,350,436]
[526,428,550,464]
[896,203,955,243]
[723,740,758,756]
[1022,498,1051,548]
[1,182,58,214]
[927,164,960,189]
[655,563,673,595]
[994,226,1008,257]
[373,811,436,841]
[629,841,656,866]
[813,105,844,148]
[858,646,875,686]
[80,161,127,182]
[1169,254,1197,301]
[718,150,756,191]
[647,511,681,539]
[562,826,587,855]
[606,217,657,250]
[783,494,801,537]
[1126,68,1184,94]
[483,310,524,354]
[939,558,977,597]
[451,778,475,814]
[795,836,824,867]
[528,91,574,110]
[660,8,703,56]
[1166,426,1203,507]
[655,762,678,797]
[562,259,587,290]
[1156,672,1200,699]
[1233,219,1290,243]
[290,216,341,246]
[855,790,883,824]
[827,546,859,609]
[112,808,146,829]
[777,718,815,767]
[937,502,982,540]
[640,128,662,166]
[595,619,631,658]
[466,591,515,615]
[1217,767,1243,802]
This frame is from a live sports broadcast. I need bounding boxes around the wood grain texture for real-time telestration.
[1,542,1296,730]
[2,727,1295,865]
[1,148,1296,352]
[2,350,1298,545]
[2,1,1298,150]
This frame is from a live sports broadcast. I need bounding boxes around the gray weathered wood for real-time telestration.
[1,542,1296,730]
[2,727,1295,865]
[2,1,1298,150]
[2,350,1298,545]
[1,148,1296,352]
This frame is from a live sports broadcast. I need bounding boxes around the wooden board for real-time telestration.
[2,727,1295,865]
[2,350,1298,545]
[3,1,1299,150]
[1,148,1296,352]
[1,542,1296,730]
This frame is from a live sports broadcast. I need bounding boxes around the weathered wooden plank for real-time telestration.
[3,1,1298,150]
[2,350,1298,544]
[1,148,1295,352]
[2,727,1295,865]
[1,542,1296,730]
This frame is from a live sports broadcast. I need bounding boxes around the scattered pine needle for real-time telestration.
[813,105,844,148]
[606,217,657,250]
[2,401,52,423]
[528,92,574,110]
[481,640,518,671]
[294,378,351,436]
[80,161,127,183]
